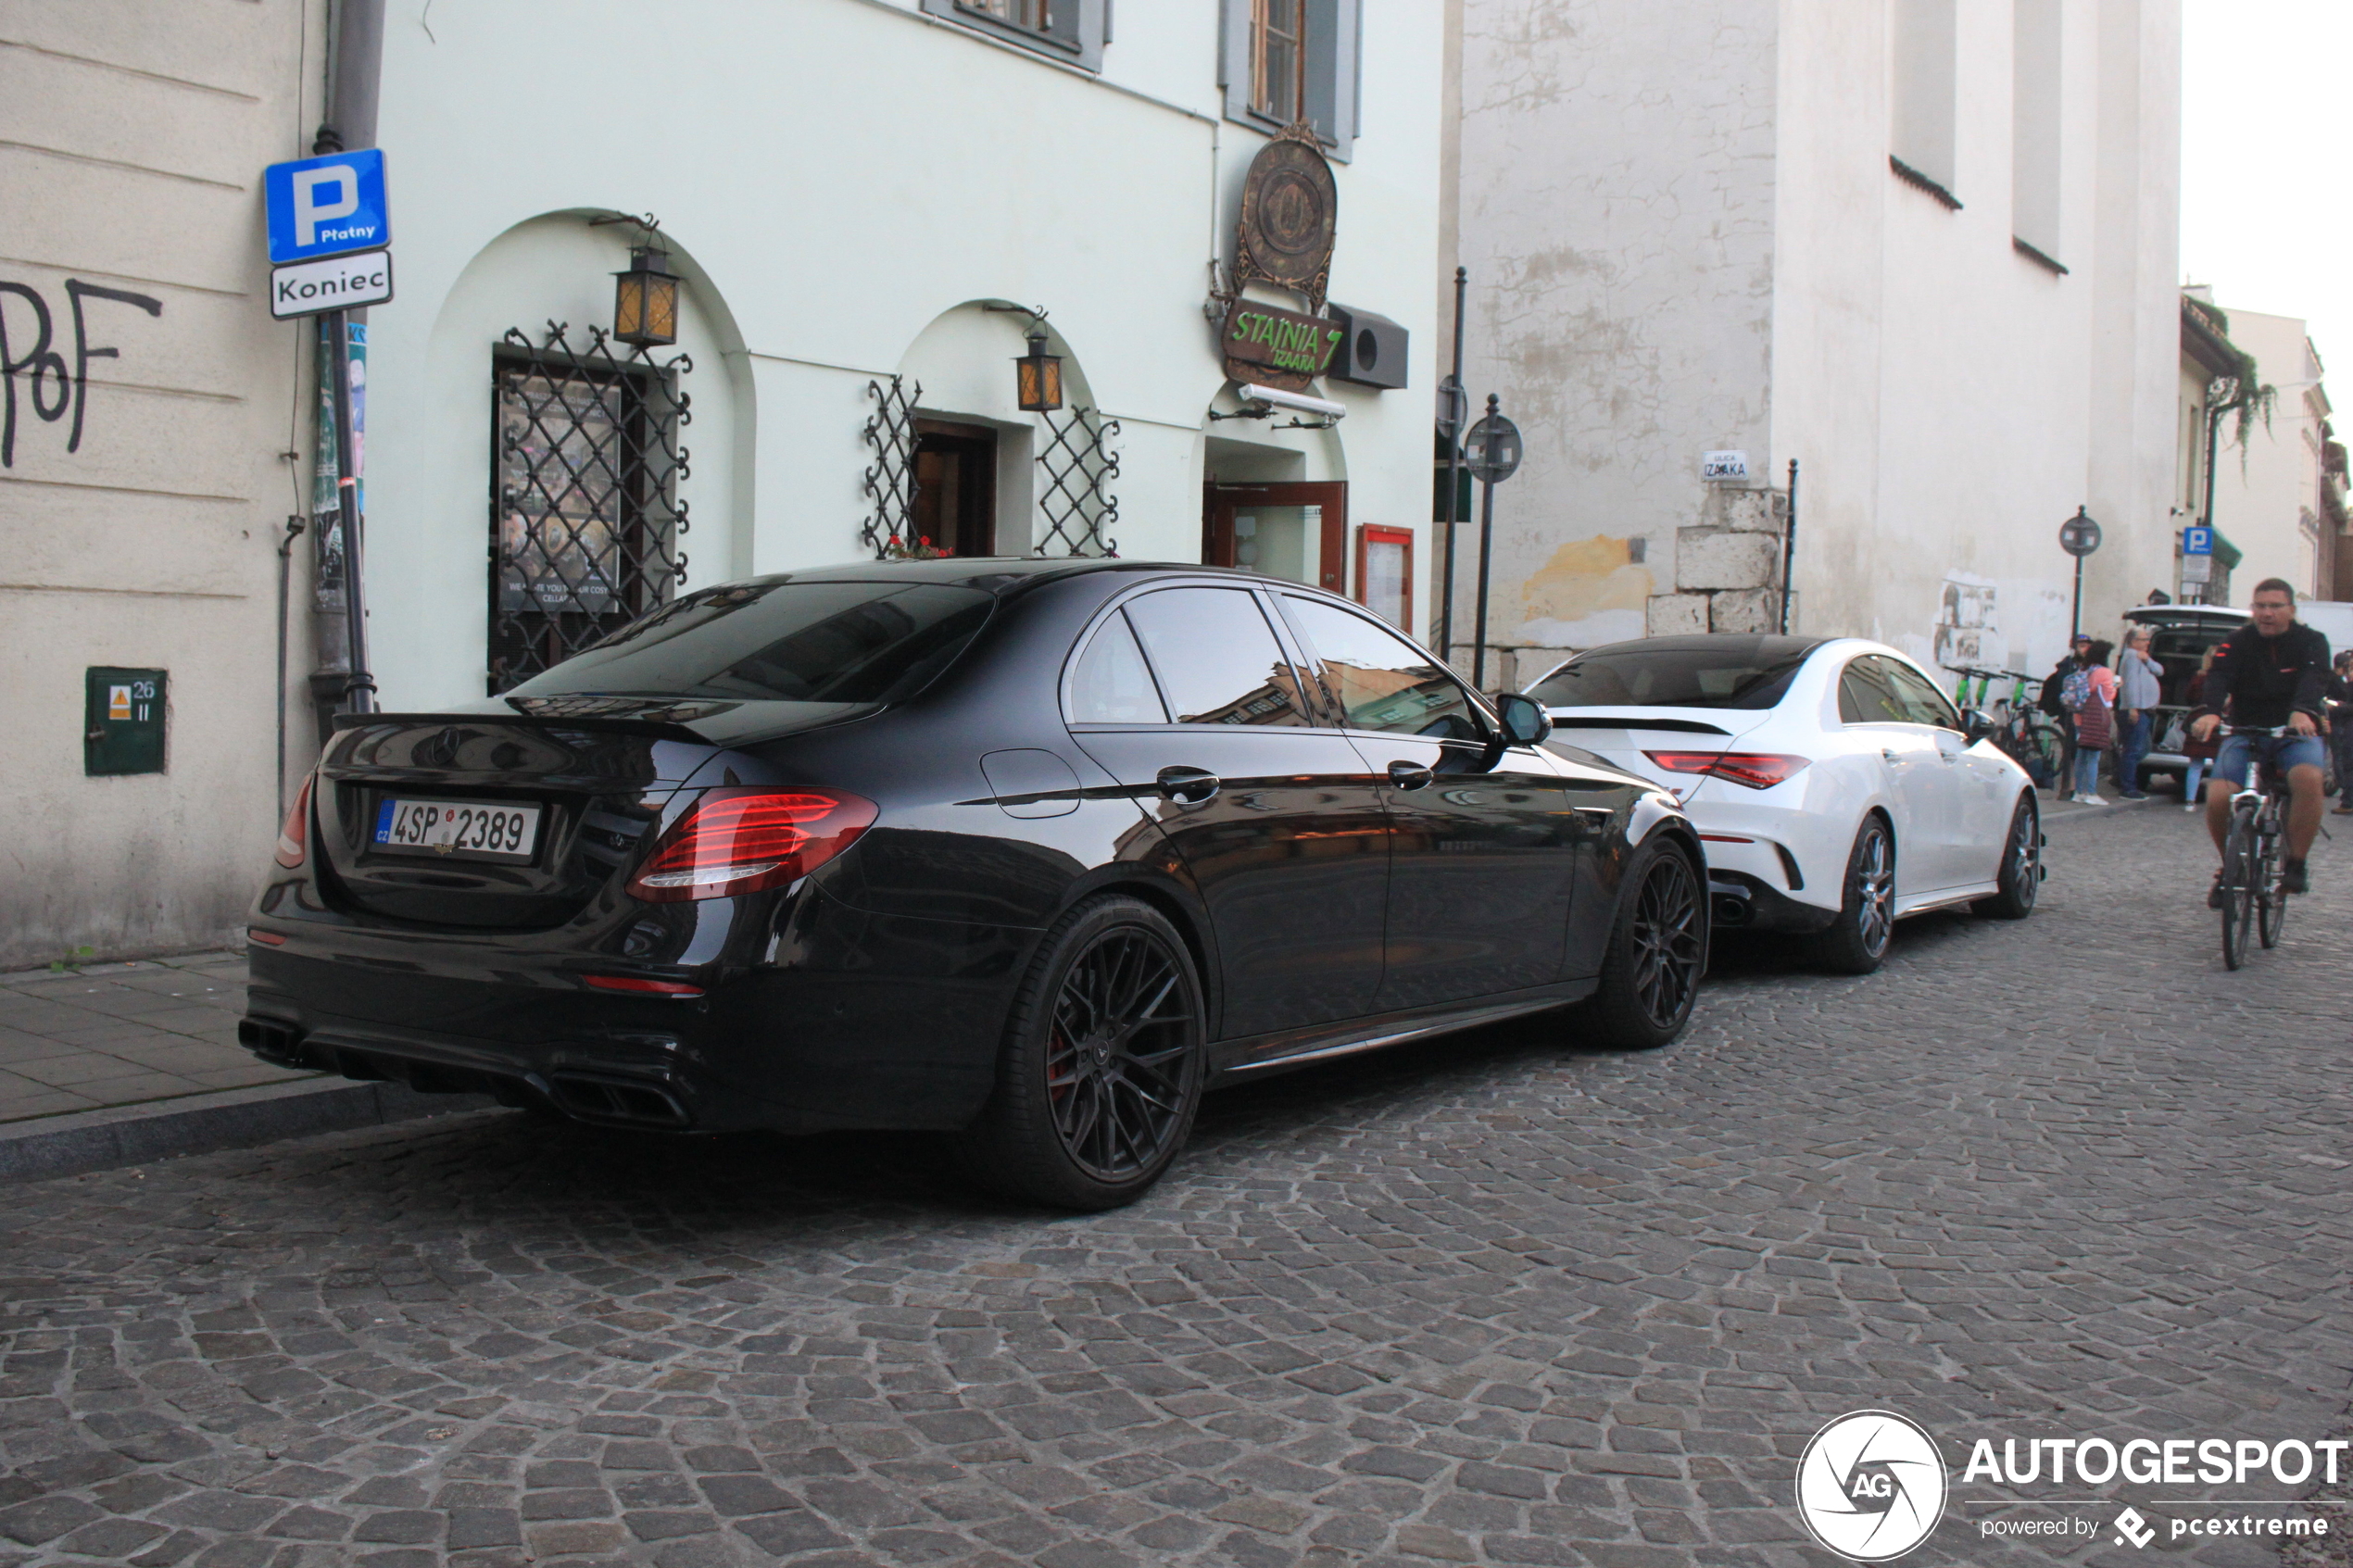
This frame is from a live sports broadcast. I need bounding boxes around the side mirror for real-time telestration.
[1961,708,1997,744]
[1496,692,1554,747]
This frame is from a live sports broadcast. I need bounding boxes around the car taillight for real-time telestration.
[1645,751,1811,790]
[624,788,878,904]
[274,776,314,868]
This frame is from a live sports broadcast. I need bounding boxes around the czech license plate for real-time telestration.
[372,797,540,863]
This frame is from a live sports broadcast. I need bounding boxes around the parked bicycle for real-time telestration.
[1948,666,2066,788]
[2217,724,2295,971]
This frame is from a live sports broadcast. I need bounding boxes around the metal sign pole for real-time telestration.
[1779,457,1799,635]
[1436,267,1468,668]
[1473,468,1497,691]
[327,307,375,712]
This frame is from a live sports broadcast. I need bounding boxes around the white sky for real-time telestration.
[2179,0,2349,379]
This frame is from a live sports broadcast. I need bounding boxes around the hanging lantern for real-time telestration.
[612,245,679,348]
[1014,327,1063,412]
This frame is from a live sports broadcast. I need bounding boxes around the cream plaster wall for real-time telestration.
[1451,0,1780,680]
[1453,0,2182,688]
[361,0,1447,704]
[0,0,322,967]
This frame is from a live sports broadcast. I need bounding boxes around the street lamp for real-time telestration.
[1014,327,1063,412]
[611,245,679,348]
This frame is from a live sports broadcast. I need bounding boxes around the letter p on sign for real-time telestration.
[292,168,359,245]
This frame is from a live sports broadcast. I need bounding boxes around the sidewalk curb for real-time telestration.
[0,1078,494,1185]
[2040,796,2166,826]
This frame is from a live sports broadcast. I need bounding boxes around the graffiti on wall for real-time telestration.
[0,277,164,468]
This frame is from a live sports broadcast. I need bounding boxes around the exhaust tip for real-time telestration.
[237,1017,306,1065]
[547,1073,692,1129]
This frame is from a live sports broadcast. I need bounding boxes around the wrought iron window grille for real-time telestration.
[1036,406,1120,558]
[861,375,924,558]
[488,321,691,693]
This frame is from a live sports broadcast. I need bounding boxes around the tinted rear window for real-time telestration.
[1531,638,1815,710]
[508,581,994,704]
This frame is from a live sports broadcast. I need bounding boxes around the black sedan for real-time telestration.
[243,560,1705,1208]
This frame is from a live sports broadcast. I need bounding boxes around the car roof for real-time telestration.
[1559,633,1831,661]
[711,558,1267,596]
[2122,605,2245,627]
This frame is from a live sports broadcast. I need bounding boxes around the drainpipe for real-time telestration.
[309,0,385,724]
[2198,395,2226,606]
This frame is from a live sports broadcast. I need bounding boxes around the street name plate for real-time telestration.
[271,249,394,319]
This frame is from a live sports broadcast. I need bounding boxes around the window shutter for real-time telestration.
[1302,0,1359,161]
[1218,0,1252,123]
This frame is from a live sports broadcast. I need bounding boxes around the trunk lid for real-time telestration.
[1539,706,1770,804]
[314,698,863,928]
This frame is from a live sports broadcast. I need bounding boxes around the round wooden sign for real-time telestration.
[1236,124,1338,309]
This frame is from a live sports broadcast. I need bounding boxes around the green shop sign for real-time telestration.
[1220,301,1342,387]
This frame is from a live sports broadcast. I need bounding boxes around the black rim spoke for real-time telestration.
[1048,925,1197,1182]
[1629,856,1701,1026]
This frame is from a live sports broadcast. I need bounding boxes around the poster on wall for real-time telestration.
[1933,573,1998,672]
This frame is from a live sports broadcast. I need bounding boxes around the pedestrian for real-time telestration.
[2328,649,2353,814]
[2182,646,2220,809]
[2115,627,2163,799]
[2062,637,2118,805]
[2042,634,2093,798]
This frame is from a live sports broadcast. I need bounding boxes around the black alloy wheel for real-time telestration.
[954,896,1205,1210]
[1579,837,1707,1049]
[1806,816,1896,975]
[1971,795,2040,921]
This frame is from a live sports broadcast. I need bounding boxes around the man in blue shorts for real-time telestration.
[2190,579,2332,897]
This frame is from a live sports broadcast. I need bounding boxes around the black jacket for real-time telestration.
[2038,655,2079,719]
[2193,621,2332,728]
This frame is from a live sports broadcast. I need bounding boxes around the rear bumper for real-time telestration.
[1706,872,1839,934]
[241,893,1037,1135]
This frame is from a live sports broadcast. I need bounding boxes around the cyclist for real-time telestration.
[2191,578,2333,899]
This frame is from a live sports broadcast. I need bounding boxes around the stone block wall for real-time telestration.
[1648,485,1790,635]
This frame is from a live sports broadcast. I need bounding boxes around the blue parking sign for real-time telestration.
[263,149,390,264]
[2183,525,2214,556]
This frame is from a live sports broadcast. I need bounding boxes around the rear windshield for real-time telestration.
[1530,638,1814,710]
[507,581,995,704]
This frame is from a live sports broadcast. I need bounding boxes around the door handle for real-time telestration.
[1881,748,1904,763]
[1155,766,1220,804]
[1387,759,1435,790]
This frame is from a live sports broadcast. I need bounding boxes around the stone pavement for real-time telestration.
[0,954,306,1124]
[0,806,2347,1567]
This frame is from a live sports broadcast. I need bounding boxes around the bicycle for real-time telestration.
[2216,725,2295,971]
[1948,666,2066,787]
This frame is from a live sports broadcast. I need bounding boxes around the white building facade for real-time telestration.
[359,0,1446,714]
[1445,0,2183,688]
[2189,301,2337,602]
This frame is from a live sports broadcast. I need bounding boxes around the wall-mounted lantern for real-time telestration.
[612,245,679,348]
[1014,327,1063,412]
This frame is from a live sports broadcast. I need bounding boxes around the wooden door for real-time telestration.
[1202,481,1348,594]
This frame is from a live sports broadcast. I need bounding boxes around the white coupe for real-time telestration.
[1527,634,2042,972]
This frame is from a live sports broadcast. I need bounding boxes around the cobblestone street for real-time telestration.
[1,806,2347,1568]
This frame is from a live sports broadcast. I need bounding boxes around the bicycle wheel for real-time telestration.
[2221,808,2257,970]
[2258,813,2287,949]
[2017,715,2067,788]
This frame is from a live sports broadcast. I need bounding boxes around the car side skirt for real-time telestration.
[1212,982,1596,1083]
